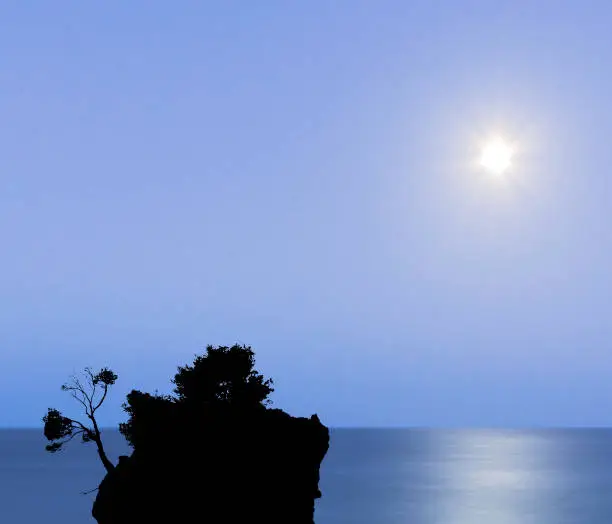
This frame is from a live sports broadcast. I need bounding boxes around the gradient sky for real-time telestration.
[3,1,612,427]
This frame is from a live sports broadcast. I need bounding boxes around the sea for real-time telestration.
[2,428,612,523]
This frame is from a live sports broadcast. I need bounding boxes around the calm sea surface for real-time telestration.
[2,428,612,523]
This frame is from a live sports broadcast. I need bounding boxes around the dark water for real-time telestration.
[2,428,612,523]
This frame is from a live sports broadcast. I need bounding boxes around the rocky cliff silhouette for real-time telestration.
[91,345,330,523]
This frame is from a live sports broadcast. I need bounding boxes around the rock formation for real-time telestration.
[92,403,330,523]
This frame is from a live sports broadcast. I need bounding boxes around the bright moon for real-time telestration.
[480,138,513,175]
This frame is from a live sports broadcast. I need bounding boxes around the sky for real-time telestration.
[2,1,612,428]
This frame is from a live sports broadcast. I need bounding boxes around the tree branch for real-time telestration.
[61,428,85,445]
[74,377,91,404]
[69,419,91,433]
[69,390,90,415]
[85,367,98,408]
[73,375,95,416]
[92,384,109,414]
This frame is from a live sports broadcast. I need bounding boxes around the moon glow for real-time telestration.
[480,137,513,175]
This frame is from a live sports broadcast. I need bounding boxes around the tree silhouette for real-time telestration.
[43,367,118,474]
[172,343,274,406]
[118,344,274,447]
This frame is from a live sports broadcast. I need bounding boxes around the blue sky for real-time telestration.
[3,1,612,427]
